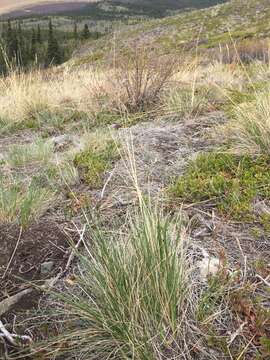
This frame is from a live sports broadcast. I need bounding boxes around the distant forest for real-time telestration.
[0,20,101,74]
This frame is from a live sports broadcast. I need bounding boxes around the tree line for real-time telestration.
[0,19,101,74]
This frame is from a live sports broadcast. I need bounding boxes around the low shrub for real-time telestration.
[113,47,176,113]
[169,152,270,221]
[74,133,118,188]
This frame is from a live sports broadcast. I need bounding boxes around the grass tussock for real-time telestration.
[165,84,221,118]
[230,91,270,155]
[0,68,114,133]
[32,199,202,359]
[0,176,55,227]
[25,197,270,360]
[6,139,54,167]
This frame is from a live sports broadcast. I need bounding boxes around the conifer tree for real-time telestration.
[17,21,27,66]
[82,24,90,40]
[46,19,62,66]
[30,28,37,61]
[73,22,78,40]
[37,24,42,44]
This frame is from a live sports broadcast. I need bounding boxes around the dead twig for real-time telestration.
[2,226,23,279]
[255,274,270,287]
[0,288,32,317]
[64,224,86,273]
[100,169,115,200]
[227,321,247,346]
[234,236,247,282]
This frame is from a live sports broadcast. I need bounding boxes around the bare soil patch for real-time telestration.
[0,219,70,314]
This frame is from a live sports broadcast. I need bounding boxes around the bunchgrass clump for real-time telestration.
[169,152,270,221]
[229,91,270,154]
[6,139,53,168]
[0,176,54,227]
[165,84,221,118]
[32,200,200,359]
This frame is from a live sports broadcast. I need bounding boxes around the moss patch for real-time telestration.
[74,139,118,189]
[169,153,270,221]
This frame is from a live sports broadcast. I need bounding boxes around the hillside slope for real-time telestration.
[74,0,270,63]
[0,0,270,359]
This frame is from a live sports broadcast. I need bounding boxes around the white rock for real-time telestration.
[197,253,220,281]
[40,261,54,275]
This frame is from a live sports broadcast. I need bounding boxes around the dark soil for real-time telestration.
[0,219,70,312]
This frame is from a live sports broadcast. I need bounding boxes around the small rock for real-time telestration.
[51,134,72,151]
[110,123,122,130]
[40,261,54,275]
[198,255,220,281]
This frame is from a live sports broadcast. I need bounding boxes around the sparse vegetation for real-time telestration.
[6,138,53,167]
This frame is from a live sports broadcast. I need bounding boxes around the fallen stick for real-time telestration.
[256,274,270,287]
[0,288,32,317]
[0,320,32,347]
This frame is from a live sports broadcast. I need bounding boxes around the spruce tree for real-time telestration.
[6,20,14,58]
[46,19,62,66]
[73,22,78,40]
[30,28,37,62]
[82,24,90,40]
[17,21,27,66]
[37,24,42,44]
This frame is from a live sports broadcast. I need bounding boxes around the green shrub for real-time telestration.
[169,152,270,221]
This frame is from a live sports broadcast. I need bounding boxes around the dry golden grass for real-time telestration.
[0,67,114,128]
[229,90,270,154]
[0,52,177,129]
[0,55,249,133]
